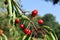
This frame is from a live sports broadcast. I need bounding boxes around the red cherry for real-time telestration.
[31,9,38,17]
[0,30,3,35]
[24,28,29,34]
[20,24,24,29]
[24,28,31,35]
[27,30,31,35]
[38,19,44,24]
[15,18,20,23]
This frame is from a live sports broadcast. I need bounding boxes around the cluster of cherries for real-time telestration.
[15,10,44,35]
[0,10,44,36]
[31,10,44,24]
[1,0,44,36]
[15,18,32,35]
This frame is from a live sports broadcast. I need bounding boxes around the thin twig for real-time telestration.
[13,0,26,15]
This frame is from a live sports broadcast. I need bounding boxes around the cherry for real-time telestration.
[27,30,31,35]
[15,18,20,23]
[24,28,31,35]
[38,19,44,24]
[31,9,38,17]
[0,30,3,35]
[20,24,24,29]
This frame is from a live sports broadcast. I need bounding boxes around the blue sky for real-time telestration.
[21,0,60,23]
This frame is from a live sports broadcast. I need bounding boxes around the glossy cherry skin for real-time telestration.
[15,18,20,23]
[24,28,31,35]
[31,10,38,17]
[38,19,44,24]
[20,24,25,29]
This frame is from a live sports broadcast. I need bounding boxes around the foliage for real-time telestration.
[0,0,58,40]
[42,13,60,40]
[44,0,59,4]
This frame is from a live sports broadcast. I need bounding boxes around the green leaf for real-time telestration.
[2,34,8,40]
[43,26,58,40]
[46,34,53,40]
[0,36,2,40]
[22,35,27,40]
[43,26,53,32]
[28,36,32,40]
[50,32,55,40]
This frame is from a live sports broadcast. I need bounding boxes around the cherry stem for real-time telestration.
[23,20,25,24]
[26,23,30,28]
[13,0,25,15]
[26,17,34,28]
[28,18,37,31]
